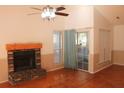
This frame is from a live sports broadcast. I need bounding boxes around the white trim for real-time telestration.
[76,31,90,72]
[0,80,8,84]
[47,67,64,72]
[98,60,111,64]
[77,69,89,73]
[64,27,94,32]
[113,63,124,66]
[89,64,113,74]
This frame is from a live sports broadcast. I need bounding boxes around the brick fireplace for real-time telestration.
[6,43,46,85]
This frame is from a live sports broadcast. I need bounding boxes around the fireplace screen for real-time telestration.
[13,49,36,72]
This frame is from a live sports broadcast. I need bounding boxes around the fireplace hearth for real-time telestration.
[6,43,46,85]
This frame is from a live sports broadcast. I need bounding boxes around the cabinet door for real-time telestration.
[104,31,111,61]
[99,30,105,63]
[99,29,111,63]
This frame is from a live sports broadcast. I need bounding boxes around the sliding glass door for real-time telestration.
[76,32,89,71]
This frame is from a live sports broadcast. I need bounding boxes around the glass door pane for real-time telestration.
[76,32,89,70]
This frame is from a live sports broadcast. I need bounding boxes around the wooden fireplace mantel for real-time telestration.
[6,43,42,51]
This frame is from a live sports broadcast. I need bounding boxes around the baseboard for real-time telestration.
[113,63,124,66]
[90,64,113,74]
[0,80,8,84]
[47,67,64,72]
[78,69,89,73]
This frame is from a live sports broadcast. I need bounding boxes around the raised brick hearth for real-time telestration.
[6,43,46,85]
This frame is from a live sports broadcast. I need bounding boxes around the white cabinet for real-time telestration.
[99,29,111,63]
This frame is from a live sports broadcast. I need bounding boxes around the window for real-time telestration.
[77,32,88,47]
[53,32,62,64]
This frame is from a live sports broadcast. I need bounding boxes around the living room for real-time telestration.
[0,5,124,88]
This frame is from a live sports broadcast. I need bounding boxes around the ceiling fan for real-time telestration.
[28,5,69,20]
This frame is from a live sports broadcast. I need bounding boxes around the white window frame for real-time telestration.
[53,31,62,64]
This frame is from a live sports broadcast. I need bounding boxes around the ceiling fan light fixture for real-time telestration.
[29,6,68,20]
[41,12,45,18]
[41,6,56,21]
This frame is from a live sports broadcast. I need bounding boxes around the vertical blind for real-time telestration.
[64,30,77,69]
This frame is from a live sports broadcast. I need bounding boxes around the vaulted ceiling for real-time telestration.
[1,5,124,26]
[27,5,124,25]
[95,5,124,25]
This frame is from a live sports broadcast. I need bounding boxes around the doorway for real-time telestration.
[76,32,89,71]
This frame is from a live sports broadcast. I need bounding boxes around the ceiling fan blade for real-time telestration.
[56,7,65,11]
[27,13,41,15]
[55,12,69,16]
[30,7,42,11]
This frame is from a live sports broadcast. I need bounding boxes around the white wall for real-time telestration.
[93,7,113,72]
[113,25,124,65]
[0,5,115,82]
[113,25,124,50]
[0,5,95,82]
[64,6,94,29]
[94,7,113,54]
[0,6,94,58]
[0,6,66,82]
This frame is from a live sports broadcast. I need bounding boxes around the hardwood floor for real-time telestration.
[0,65,124,88]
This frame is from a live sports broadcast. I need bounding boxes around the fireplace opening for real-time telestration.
[13,49,36,72]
